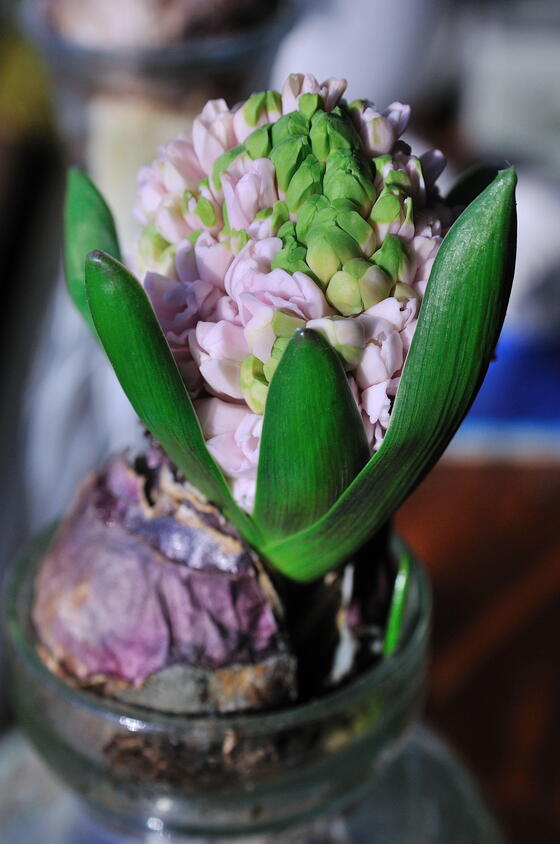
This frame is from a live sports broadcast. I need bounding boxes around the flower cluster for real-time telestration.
[135,73,451,511]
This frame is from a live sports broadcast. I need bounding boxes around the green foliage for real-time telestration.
[84,251,261,547]
[254,329,370,539]
[67,168,516,584]
[63,169,121,333]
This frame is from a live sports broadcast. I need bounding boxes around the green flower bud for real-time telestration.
[327,260,392,314]
[393,281,419,302]
[277,220,297,241]
[299,92,324,120]
[323,149,376,216]
[271,241,310,275]
[270,200,290,233]
[372,234,412,282]
[270,135,312,193]
[196,196,217,227]
[285,154,325,212]
[243,90,282,127]
[306,223,361,287]
[309,110,360,162]
[308,316,364,370]
[187,229,203,244]
[137,223,176,277]
[295,194,335,243]
[326,270,363,314]
[211,145,245,190]
[263,336,290,382]
[271,309,306,337]
[240,355,269,414]
[370,185,412,223]
[336,209,376,256]
[372,154,392,181]
[244,124,272,159]
[229,229,250,255]
[270,111,310,146]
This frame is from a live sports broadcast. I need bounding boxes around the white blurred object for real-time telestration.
[272,0,440,106]
[460,2,560,170]
[505,168,560,339]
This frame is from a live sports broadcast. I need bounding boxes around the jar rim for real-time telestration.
[4,526,431,737]
[20,0,299,72]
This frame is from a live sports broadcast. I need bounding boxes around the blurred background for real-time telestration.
[0,0,559,841]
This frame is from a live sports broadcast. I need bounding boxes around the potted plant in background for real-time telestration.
[4,71,516,842]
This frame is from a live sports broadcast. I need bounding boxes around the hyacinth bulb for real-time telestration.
[65,72,517,582]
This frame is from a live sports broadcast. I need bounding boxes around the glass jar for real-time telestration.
[4,531,503,843]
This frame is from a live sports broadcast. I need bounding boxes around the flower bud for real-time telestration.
[335,209,376,256]
[136,223,176,278]
[270,200,290,234]
[271,309,306,337]
[211,144,245,191]
[327,258,392,315]
[372,234,414,284]
[323,149,376,216]
[270,111,310,146]
[393,281,419,302]
[309,109,360,162]
[370,185,414,241]
[270,134,312,193]
[263,336,290,382]
[244,124,272,160]
[228,229,250,255]
[295,195,336,243]
[306,223,362,287]
[243,91,282,128]
[285,154,325,212]
[271,241,310,276]
[298,92,323,120]
[306,316,364,370]
[348,99,396,156]
[240,354,269,414]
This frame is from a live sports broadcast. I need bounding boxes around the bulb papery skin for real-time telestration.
[134,73,453,511]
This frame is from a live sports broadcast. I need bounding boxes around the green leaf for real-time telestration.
[63,169,121,333]
[263,169,517,581]
[85,250,262,548]
[383,552,411,657]
[254,329,370,539]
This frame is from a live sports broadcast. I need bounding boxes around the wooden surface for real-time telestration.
[396,458,560,844]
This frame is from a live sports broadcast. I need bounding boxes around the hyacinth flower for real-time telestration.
[39,73,516,709]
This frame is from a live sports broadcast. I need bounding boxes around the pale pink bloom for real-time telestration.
[350,102,397,157]
[183,182,223,235]
[355,332,404,390]
[196,398,262,487]
[359,296,418,339]
[383,102,411,137]
[144,272,220,345]
[281,73,346,114]
[231,476,257,512]
[190,320,248,400]
[194,232,234,288]
[361,381,392,429]
[221,156,278,231]
[154,199,191,244]
[225,238,332,322]
[136,137,204,225]
[192,99,236,177]
[240,297,277,363]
